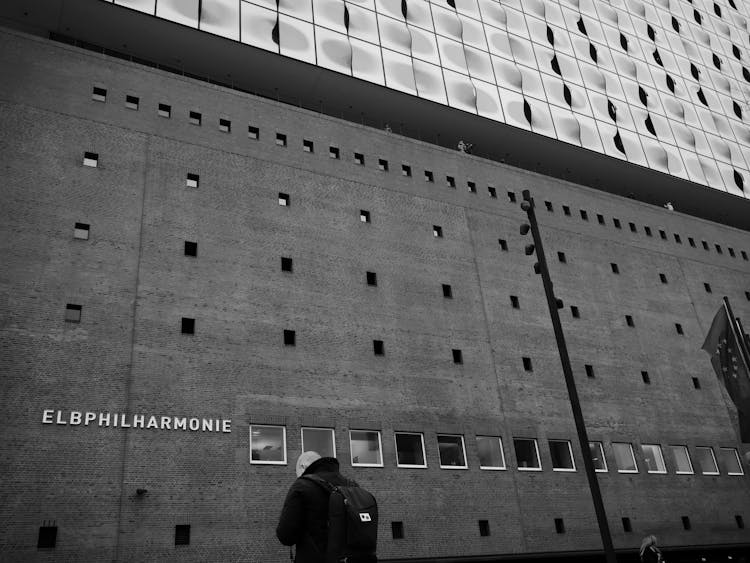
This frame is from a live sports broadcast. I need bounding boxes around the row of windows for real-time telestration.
[249,425,745,477]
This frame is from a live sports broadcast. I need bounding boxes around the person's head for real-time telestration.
[640,535,657,555]
[295,451,322,477]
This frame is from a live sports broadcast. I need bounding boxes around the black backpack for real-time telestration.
[304,475,378,563]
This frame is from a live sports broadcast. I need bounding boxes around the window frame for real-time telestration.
[588,441,608,472]
[667,444,694,475]
[436,434,468,469]
[249,424,287,465]
[301,427,336,459]
[641,443,667,474]
[513,437,542,471]
[549,439,577,472]
[612,442,638,473]
[718,447,744,475]
[476,436,506,470]
[695,446,720,475]
[394,432,427,468]
[349,430,384,468]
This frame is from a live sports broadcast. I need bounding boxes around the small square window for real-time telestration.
[250,424,287,464]
[395,432,426,467]
[189,110,202,125]
[507,191,516,203]
[186,173,199,188]
[175,525,190,546]
[549,440,576,471]
[704,282,712,293]
[329,146,340,159]
[597,214,604,224]
[302,427,336,458]
[278,192,290,206]
[522,357,532,371]
[641,371,650,384]
[158,103,171,118]
[92,86,107,102]
[360,210,370,223]
[554,518,565,534]
[514,438,541,470]
[729,247,736,258]
[373,339,384,356]
[302,139,314,153]
[73,222,90,240]
[585,364,594,378]
[248,125,259,139]
[702,240,709,250]
[65,303,82,323]
[688,237,696,247]
[437,434,467,468]
[83,151,98,167]
[467,181,476,193]
[681,516,691,531]
[558,252,567,263]
[476,436,506,469]
[366,271,377,286]
[659,273,667,284]
[281,256,293,272]
[488,186,497,198]
[283,329,296,346]
[563,205,571,216]
[510,295,519,309]
[442,284,453,298]
[622,517,632,533]
[452,349,463,364]
[613,218,621,229]
[433,225,443,238]
[715,244,723,254]
[571,306,580,318]
[425,170,434,182]
[659,230,667,240]
[350,430,383,467]
[612,442,638,472]
[498,239,508,251]
[276,133,287,147]
[692,377,701,389]
[184,241,197,257]
[125,94,139,110]
[645,226,652,237]
[219,118,231,133]
[545,201,554,212]
[629,222,637,233]
[478,520,490,537]
[626,315,634,327]
[589,441,608,472]
[37,526,57,549]
[355,152,365,165]
[674,233,682,244]
[378,158,388,171]
[181,317,195,334]
[402,164,412,177]
[580,209,588,220]
[611,263,619,274]
[446,175,456,188]
[675,323,684,335]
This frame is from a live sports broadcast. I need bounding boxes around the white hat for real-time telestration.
[296,451,322,477]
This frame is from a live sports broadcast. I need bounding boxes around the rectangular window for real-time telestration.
[563,205,571,216]
[585,364,594,378]
[571,306,580,318]
[645,226,652,236]
[737,515,745,529]
[674,233,682,244]
[175,525,190,545]
[510,295,519,309]
[446,175,455,188]
[442,284,452,299]
[522,357,532,371]
[659,229,667,240]
[716,244,723,254]
[278,192,289,206]
[189,110,202,125]
[184,241,197,257]
[498,239,508,251]
[659,273,668,284]
[249,424,287,464]
[702,240,709,250]
[92,85,107,102]
[402,164,412,177]
[629,222,637,232]
[742,250,748,260]
[158,103,171,118]
[596,213,604,224]
[549,440,576,471]
[395,432,426,467]
[329,146,340,159]
[488,186,497,198]
[433,225,443,238]
[181,317,195,334]
[467,181,476,193]
[613,218,621,229]
[276,133,287,147]
[682,516,691,530]
[589,441,608,472]
[667,445,693,474]
[507,190,516,203]
[125,94,139,110]
[641,444,667,473]
[355,152,365,165]
[248,125,259,139]
[283,329,296,346]
[718,448,744,475]
[688,237,695,247]
[303,139,314,152]
[704,283,712,293]
[580,209,588,221]
[692,377,701,389]
[452,349,463,364]
[425,170,434,182]
[350,430,383,467]
[37,526,57,549]
[378,158,388,171]
[65,304,82,323]
[186,173,199,188]
[437,434,467,468]
[514,438,541,470]
[675,323,684,335]
[622,517,632,532]
[546,201,554,212]
[626,315,634,327]
[219,118,231,133]
[641,371,650,384]
[391,522,404,539]
[611,263,619,274]
[83,151,98,167]
[612,442,638,472]
[695,446,719,474]
[373,339,384,356]
[281,257,293,272]
[478,520,490,537]
[366,271,377,286]
[558,252,566,263]
[554,518,565,534]
[360,210,370,223]
[73,222,90,240]
[476,436,506,470]
[728,247,735,257]
[301,427,335,458]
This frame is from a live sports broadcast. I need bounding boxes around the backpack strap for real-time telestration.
[302,474,337,494]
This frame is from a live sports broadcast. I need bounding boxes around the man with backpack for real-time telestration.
[276,451,378,563]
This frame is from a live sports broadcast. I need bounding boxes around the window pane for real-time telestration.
[588,441,607,472]
[549,440,575,470]
[301,428,335,458]
[513,438,541,470]
[695,447,719,474]
[350,431,382,466]
[476,436,505,469]
[667,445,693,474]
[395,433,425,467]
[613,442,637,472]
[641,444,667,473]
[718,448,743,475]
[437,435,467,468]
[250,425,286,464]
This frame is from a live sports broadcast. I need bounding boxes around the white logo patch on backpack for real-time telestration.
[359,513,371,522]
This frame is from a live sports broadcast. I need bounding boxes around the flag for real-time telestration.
[701,301,750,442]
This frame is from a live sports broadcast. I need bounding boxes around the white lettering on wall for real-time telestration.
[40,409,232,434]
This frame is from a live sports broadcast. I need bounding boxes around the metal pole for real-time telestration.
[521,191,617,563]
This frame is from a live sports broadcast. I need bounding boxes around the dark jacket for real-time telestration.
[276,457,353,563]
[641,545,663,563]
